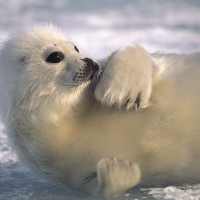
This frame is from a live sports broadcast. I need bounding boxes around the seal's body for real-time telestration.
[1,25,200,198]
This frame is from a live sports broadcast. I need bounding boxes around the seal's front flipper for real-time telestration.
[95,44,155,110]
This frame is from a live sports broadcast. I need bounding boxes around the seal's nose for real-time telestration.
[81,58,101,79]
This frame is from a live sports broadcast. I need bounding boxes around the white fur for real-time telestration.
[1,25,200,198]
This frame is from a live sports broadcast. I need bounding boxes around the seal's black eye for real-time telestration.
[74,46,79,52]
[46,52,64,63]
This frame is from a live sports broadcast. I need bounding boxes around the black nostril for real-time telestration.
[81,58,101,73]
[81,58,95,66]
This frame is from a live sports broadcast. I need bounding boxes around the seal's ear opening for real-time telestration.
[19,56,27,64]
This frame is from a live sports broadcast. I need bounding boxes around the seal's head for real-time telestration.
[0,25,101,112]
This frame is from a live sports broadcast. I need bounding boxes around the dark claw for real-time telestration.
[125,98,130,108]
[85,172,97,183]
[135,93,141,108]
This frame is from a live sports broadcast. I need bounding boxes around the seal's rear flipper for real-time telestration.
[84,157,141,198]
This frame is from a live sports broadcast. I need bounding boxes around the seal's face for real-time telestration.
[43,42,101,87]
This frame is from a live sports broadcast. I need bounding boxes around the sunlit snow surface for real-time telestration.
[1,0,200,199]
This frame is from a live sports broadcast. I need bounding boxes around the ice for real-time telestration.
[0,0,200,199]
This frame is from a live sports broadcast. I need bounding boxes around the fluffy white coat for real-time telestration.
[1,25,200,198]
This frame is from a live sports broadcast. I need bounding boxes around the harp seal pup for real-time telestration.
[1,25,200,198]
